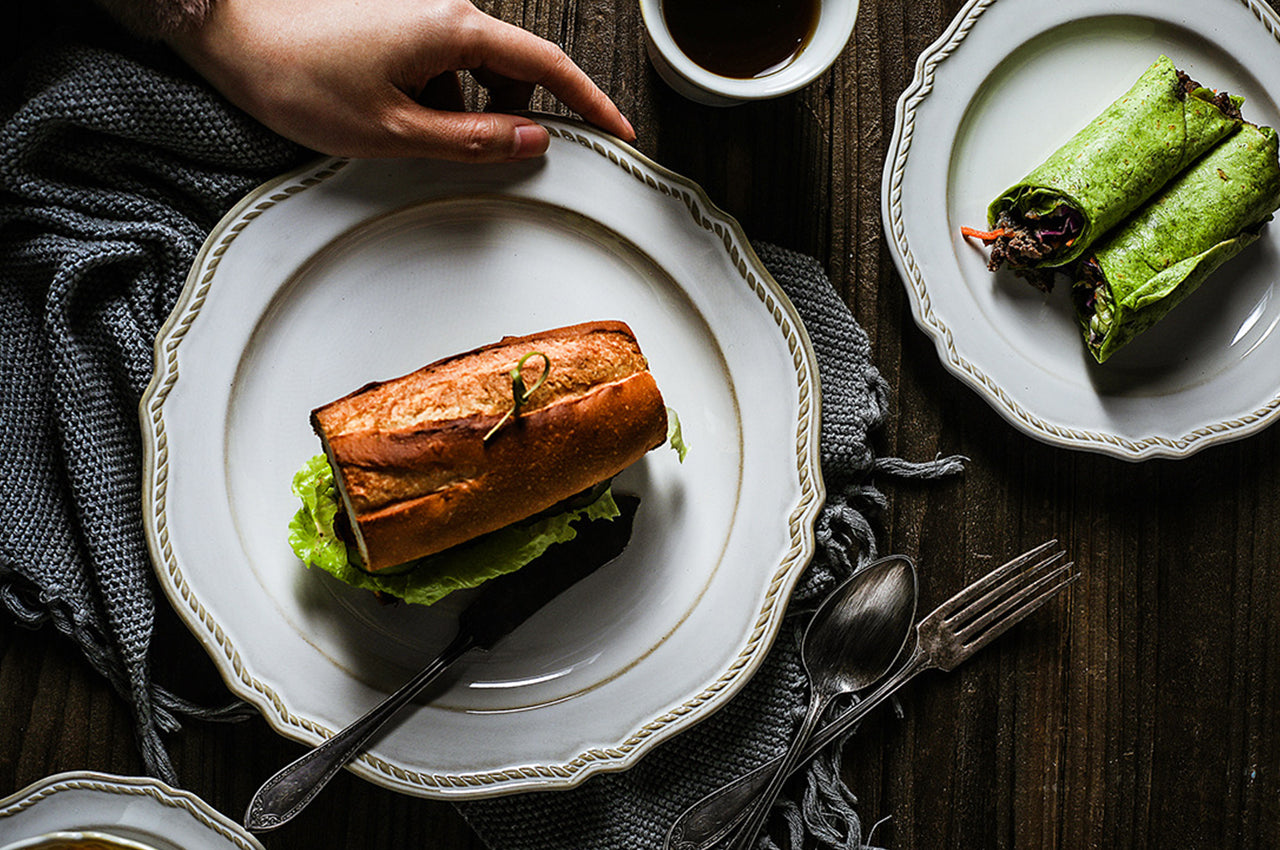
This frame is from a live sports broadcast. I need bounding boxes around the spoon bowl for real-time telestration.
[721,554,918,850]
[804,554,918,694]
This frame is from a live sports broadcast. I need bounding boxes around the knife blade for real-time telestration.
[244,494,640,832]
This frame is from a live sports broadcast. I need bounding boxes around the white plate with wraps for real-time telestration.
[884,0,1280,459]
[140,116,823,799]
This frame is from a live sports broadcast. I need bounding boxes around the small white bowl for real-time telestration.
[0,831,159,850]
[0,771,264,850]
[639,0,859,106]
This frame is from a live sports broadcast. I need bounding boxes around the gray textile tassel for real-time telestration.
[874,455,968,478]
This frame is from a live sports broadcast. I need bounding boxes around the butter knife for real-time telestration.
[244,494,639,832]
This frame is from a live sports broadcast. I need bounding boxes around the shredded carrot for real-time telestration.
[960,226,1006,242]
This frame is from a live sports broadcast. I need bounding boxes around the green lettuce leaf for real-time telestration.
[666,406,689,463]
[287,454,350,576]
[287,455,619,606]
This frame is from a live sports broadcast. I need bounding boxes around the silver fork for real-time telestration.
[666,539,1076,850]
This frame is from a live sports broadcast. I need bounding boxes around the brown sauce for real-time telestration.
[661,0,820,79]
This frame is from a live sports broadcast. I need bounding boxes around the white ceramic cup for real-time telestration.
[639,0,859,106]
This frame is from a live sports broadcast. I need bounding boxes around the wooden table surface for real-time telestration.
[3,1,1279,848]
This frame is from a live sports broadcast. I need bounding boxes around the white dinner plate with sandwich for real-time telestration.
[139,116,824,799]
[883,0,1280,459]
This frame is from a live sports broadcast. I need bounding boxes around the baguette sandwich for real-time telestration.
[288,320,684,605]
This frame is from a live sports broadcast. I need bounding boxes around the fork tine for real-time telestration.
[930,539,1061,619]
[955,565,1077,654]
[948,550,1068,631]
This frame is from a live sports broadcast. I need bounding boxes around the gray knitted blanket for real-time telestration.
[0,35,959,850]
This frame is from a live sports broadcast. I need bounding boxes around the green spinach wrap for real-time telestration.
[979,55,1242,287]
[1072,123,1280,363]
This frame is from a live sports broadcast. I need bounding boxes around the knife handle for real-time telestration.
[243,629,476,832]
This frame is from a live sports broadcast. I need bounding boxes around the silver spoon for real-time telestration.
[720,554,918,850]
[669,539,1070,850]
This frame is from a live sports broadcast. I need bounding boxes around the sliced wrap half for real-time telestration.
[1072,123,1280,363]
[982,55,1242,285]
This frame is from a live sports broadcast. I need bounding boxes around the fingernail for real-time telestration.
[620,113,636,142]
[512,123,550,159]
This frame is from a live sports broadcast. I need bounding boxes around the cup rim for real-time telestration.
[639,0,859,101]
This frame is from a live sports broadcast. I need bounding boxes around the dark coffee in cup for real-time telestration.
[661,0,820,79]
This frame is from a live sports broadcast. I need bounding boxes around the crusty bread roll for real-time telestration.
[310,321,667,571]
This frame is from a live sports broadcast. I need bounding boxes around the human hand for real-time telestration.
[167,0,635,161]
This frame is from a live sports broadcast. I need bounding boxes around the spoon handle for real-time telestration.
[665,649,929,850]
[243,630,476,832]
[724,690,830,850]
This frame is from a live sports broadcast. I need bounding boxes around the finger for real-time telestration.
[382,102,551,162]
[464,15,634,141]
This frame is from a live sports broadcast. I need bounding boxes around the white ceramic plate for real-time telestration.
[883,0,1280,459]
[0,772,263,850]
[140,117,823,799]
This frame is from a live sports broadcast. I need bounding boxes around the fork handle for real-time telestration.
[802,646,928,759]
[665,648,931,850]
[724,690,830,850]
